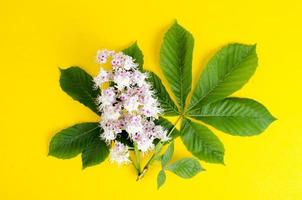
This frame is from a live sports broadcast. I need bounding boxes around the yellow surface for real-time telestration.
[0,0,301,199]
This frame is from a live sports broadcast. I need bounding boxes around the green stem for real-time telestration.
[133,143,142,173]
[136,116,182,181]
[129,156,140,174]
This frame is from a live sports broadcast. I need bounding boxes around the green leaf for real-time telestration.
[147,71,179,116]
[188,43,258,111]
[82,137,109,169]
[189,97,276,136]
[181,118,224,164]
[166,158,203,179]
[60,67,100,115]
[157,170,166,189]
[160,21,194,110]
[155,117,180,140]
[161,142,174,167]
[49,122,100,159]
[123,42,144,71]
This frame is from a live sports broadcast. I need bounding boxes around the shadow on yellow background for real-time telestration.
[0,0,301,199]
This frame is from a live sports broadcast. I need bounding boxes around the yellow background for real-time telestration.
[1,0,301,199]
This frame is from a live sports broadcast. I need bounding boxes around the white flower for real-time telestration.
[101,129,116,142]
[143,120,156,132]
[153,125,169,142]
[137,136,154,152]
[132,70,147,87]
[124,115,143,135]
[110,142,131,165]
[96,50,109,64]
[113,70,131,90]
[102,104,121,121]
[94,49,169,155]
[94,68,108,87]
[97,87,116,108]
[124,95,140,113]
[123,55,138,70]
[100,119,122,142]
[141,103,161,118]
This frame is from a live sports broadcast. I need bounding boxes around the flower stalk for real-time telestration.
[136,115,182,181]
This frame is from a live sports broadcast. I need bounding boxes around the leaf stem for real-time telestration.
[136,116,182,181]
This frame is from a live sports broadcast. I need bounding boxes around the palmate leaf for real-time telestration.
[188,43,258,112]
[123,42,144,71]
[189,98,276,136]
[147,72,179,116]
[82,137,109,169]
[60,67,100,115]
[160,21,194,110]
[181,118,225,164]
[50,22,276,183]
[49,123,101,159]
[166,158,203,179]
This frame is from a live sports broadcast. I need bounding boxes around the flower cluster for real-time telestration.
[93,50,169,165]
